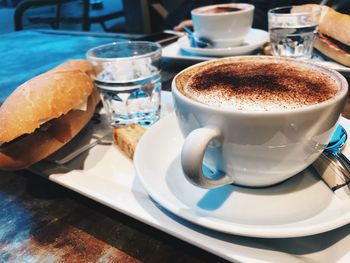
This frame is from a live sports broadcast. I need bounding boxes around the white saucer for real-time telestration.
[177,28,269,57]
[134,113,350,238]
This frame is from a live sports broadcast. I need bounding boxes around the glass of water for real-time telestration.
[268,6,321,59]
[87,41,162,127]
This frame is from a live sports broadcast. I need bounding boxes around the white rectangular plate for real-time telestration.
[29,92,350,263]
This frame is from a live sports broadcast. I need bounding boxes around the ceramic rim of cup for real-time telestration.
[191,3,254,17]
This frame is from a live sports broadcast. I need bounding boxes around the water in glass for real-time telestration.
[268,6,321,59]
[87,41,162,127]
[95,73,161,126]
[270,25,318,58]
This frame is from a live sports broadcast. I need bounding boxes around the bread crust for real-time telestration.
[292,4,350,66]
[0,60,94,144]
[53,59,93,74]
[292,4,350,46]
[314,37,350,67]
[0,87,100,171]
[318,6,350,46]
[113,124,145,159]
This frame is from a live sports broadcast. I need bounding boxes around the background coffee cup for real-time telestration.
[191,3,254,48]
[172,56,348,189]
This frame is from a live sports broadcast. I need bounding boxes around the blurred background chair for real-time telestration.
[7,0,181,34]
[14,0,125,32]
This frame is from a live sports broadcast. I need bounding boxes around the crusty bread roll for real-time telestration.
[292,4,350,66]
[314,36,350,67]
[0,59,99,170]
[317,6,350,47]
[293,4,350,46]
[0,60,94,144]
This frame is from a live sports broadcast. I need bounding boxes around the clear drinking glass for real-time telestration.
[268,6,321,59]
[87,41,162,127]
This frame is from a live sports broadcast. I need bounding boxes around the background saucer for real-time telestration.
[134,114,350,238]
[178,28,269,56]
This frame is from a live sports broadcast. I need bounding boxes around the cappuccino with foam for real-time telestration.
[177,59,339,112]
[173,56,348,188]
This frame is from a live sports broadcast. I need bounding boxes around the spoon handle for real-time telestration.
[182,25,197,47]
[314,152,350,190]
[182,25,193,36]
[333,152,350,179]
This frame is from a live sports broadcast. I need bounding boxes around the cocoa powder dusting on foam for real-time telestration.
[185,63,338,111]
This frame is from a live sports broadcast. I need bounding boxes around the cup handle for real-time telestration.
[181,127,234,189]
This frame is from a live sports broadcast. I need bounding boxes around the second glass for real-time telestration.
[87,41,162,127]
[268,6,321,59]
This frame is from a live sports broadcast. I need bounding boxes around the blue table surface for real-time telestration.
[0,30,127,104]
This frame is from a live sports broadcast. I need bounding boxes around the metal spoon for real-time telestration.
[182,25,213,48]
[324,124,350,173]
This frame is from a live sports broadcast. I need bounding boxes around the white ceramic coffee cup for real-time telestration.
[172,56,348,189]
[191,3,254,48]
